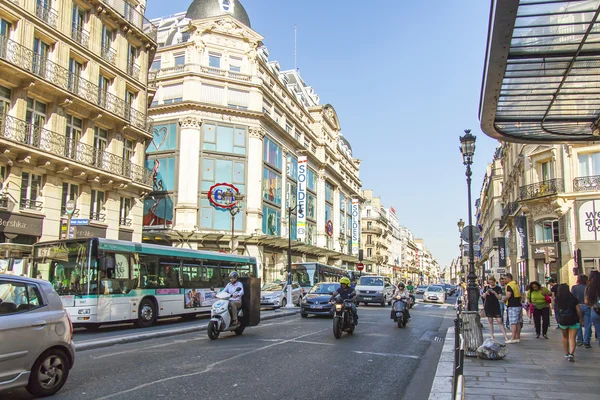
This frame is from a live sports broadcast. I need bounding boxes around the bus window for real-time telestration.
[138,255,159,288]
[159,260,180,288]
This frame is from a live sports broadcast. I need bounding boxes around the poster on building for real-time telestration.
[515,216,528,259]
[497,237,506,267]
[296,156,308,241]
[578,199,600,241]
[351,199,360,255]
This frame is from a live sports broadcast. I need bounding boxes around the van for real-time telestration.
[355,275,394,306]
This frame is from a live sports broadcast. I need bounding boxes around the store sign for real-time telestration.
[208,182,239,209]
[515,216,528,259]
[0,211,43,237]
[532,243,557,260]
[296,156,308,241]
[351,199,359,255]
[73,225,107,239]
[578,199,600,241]
[497,237,506,267]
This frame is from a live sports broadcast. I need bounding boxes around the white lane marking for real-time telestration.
[292,340,333,346]
[424,305,433,308]
[94,328,328,400]
[351,350,420,359]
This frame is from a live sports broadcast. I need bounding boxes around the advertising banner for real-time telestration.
[184,288,218,308]
[351,199,360,255]
[497,237,506,267]
[296,156,308,241]
[515,216,528,260]
[578,199,600,241]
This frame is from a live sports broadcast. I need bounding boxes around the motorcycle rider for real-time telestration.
[392,282,411,320]
[330,277,358,326]
[406,280,415,294]
[221,271,244,325]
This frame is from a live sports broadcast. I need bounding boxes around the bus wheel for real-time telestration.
[135,299,156,328]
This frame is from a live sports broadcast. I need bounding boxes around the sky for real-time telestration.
[146,0,500,271]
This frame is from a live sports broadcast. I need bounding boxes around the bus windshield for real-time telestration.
[33,241,92,296]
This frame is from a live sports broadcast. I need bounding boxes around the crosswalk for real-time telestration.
[413,303,453,309]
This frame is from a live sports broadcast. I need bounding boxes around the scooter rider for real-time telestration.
[221,271,244,325]
[392,282,411,320]
[406,280,415,294]
[330,277,358,326]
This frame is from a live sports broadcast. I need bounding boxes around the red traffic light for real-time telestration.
[357,263,364,271]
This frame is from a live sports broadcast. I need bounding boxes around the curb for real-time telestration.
[74,309,301,352]
[427,326,456,400]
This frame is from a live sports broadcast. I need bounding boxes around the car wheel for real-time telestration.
[134,298,157,328]
[301,312,308,318]
[26,348,70,397]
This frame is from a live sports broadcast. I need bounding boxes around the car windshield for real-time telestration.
[427,286,444,292]
[33,241,92,296]
[262,283,284,291]
[359,277,384,286]
[418,286,427,289]
[309,283,340,294]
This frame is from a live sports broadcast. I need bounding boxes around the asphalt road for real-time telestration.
[5,296,455,400]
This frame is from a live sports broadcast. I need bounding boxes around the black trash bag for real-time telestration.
[476,338,508,360]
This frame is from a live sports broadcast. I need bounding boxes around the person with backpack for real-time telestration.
[526,281,552,339]
[584,270,600,347]
[555,283,584,362]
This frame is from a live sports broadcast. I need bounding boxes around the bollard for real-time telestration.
[460,311,483,357]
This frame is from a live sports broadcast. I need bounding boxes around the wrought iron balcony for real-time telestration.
[119,217,132,226]
[127,62,140,80]
[71,24,90,48]
[362,226,382,235]
[90,212,106,222]
[99,0,157,41]
[100,44,116,65]
[20,198,43,211]
[519,179,563,201]
[0,113,153,187]
[574,175,600,192]
[35,2,58,29]
[0,35,150,133]
[500,201,519,228]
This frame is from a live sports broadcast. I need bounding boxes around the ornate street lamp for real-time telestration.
[223,189,244,254]
[459,129,478,312]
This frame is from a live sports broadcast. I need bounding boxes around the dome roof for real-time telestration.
[186,0,251,28]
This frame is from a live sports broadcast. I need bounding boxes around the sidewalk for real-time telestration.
[464,320,600,399]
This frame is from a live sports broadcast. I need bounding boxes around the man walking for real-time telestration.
[572,275,591,348]
[505,273,522,343]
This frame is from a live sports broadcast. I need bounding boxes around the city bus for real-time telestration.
[291,262,350,294]
[32,238,258,329]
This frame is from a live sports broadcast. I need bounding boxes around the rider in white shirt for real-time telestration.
[392,282,411,319]
[221,271,244,324]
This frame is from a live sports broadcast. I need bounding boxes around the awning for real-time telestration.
[480,0,600,143]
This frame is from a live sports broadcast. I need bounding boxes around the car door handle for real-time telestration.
[32,320,47,328]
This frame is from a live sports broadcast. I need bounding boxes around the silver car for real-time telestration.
[260,282,303,308]
[0,274,75,397]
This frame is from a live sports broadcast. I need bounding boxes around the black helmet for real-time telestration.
[398,282,405,288]
[408,280,412,284]
[229,271,239,279]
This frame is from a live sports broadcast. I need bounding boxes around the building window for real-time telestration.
[90,190,105,221]
[25,97,46,146]
[294,129,301,142]
[263,137,282,169]
[202,124,246,155]
[0,18,12,41]
[200,158,245,193]
[162,84,183,104]
[540,161,554,181]
[98,74,110,107]
[285,122,292,133]
[146,157,176,192]
[367,235,372,245]
[286,154,298,180]
[65,114,82,159]
[0,85,11,115]
[127,43,138,75]
[262,205,280,236]
[367,248,372,258]
[325,182,333,203]
[307,222,316,245]
[274,109,282,124]
[32,37,50,76]
[307,193,316,220]
[101,25,114,61]
[71,4,87,46]
[325,203,332,223]
[174,53,185,66]
[307,169,316,191]
[263,168,282,205]
[287,182,297,209]
[93,127,108,167]
[20,172,41,210]
[578,152,600,177]
[119,197,132,226]
[61,183,79,215]
[535,220,558,244]
[68,58,83,94]
[262,99,272,115]
[209,53,221,69]
[229,56,242,72]
[151,58,161,71]
[367,209,371,217]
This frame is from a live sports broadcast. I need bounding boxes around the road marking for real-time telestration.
[292,340,333,346]
[351,350,420,359]
[424,305,433,308]
[94,328,328,400]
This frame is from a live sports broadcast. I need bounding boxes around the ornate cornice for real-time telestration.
[248,126,265,139]
[179,116,202,129]
[521,201,556,220]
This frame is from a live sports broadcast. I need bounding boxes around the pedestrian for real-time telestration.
[555,283,584,362]
[524,284,533,324]
[504,273,522,344]
[571,274,591,348]
[548,278,559,328]
[526,281,551,339]
[499,276,509,328]
[482,276,508,342]
[584,270,600,347]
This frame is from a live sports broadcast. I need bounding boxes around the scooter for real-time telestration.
[207,287,245,340]
[408,293,416,309]
[392,295,410,328]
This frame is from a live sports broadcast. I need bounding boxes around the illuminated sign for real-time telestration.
[208,183,239,209]
[351,199,359,255]
[296,156,307,241]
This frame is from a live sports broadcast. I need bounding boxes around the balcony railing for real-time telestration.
[362,226,382,235]
[500,201,519,228]
[100,44,116,65]
[127,62,140,80]
[119,217,132,226]
[35,2,58,28]
[574,175,600,192]
[90,212,106,222]
[0,113,153,187]
[519,179,563,200]
[20,198,43,211]
[100,0,157,41]
[149,64,253,84]
[71,24,90,48]
[0,35,150,133]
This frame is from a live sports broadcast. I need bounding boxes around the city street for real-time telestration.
[5,297,455,400]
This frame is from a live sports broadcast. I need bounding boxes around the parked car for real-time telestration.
[300,282,340,318]
[260,282,302,308]
[423,285,446,304]
[0,275,75,397]
[355,276,394,306]
[415,285,428,295]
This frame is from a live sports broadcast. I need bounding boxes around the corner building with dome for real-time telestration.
[145,0,363,280]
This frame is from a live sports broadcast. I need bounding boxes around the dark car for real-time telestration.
[444,284,456,296]
[300,282,341,318]
[416,285,428,294]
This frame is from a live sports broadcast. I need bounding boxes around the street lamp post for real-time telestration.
[457,218,465,278]
[223,189,244,254]
[286,202,303,308]
[460,129,479,312]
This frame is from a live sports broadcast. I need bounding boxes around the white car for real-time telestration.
[423,285,446,304]
[0,274,75,397]
[260,282,302,308]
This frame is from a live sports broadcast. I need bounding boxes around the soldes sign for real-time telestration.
[296,156,307,240]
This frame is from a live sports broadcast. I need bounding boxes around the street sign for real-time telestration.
[461,225,481,243]
[65,200,76,215]
[325,220,333,237]
[70,219,89,226]
[357,263,364,272]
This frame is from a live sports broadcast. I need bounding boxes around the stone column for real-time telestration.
[247,127,265,236]
[175,116,202,231]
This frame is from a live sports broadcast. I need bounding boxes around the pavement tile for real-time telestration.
[493,395,540,400]
[464,381,540,390]
[505,377,552,384]
[464,387,530,396]
[464,395,494,400]
[434,361,454,377]
[428,393,453,400]
[430,376,453,393]
[474,377,507,382]
[536,392,599,400]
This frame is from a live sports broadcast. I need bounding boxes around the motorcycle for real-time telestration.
[208,287,245,340]
[408,293,416,309]
[392,295,410,328]
[332,297,355,339]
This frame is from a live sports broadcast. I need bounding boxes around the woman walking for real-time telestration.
[482,276,508,342]
[527,281,551,339]
[585,270,600,347]
[556,283,584,362]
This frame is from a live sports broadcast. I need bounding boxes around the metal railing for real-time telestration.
[100,0,157,41]
[119,217,132,226]
[500,201,519,228]
[100,44,116,65]
[127,62,140,80]
[519,178,563,200]
[90,212,106,222]
[574,175,600,192]
[0,113,153,187]
[148,64,253,84]
[35,1,58,28]
[0,35,150,132]
[20,198,43,211]
[453,301,465,400]
[71,23,90,48]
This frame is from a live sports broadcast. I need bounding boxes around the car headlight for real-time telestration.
[78,309,91,315]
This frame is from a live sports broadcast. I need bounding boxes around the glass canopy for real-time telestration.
[480,0,600,143]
